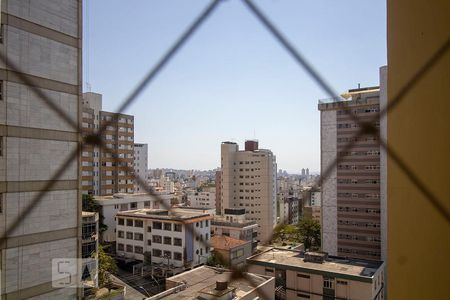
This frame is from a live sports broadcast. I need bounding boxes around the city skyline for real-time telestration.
[83,0,386,173]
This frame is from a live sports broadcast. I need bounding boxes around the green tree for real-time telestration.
[297,219,321,250]
[97,244,118,288]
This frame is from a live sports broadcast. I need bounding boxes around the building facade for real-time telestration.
[81,92,134,196]
[0,0,82,298]
[210,235,252,268]
[318,83,385,261]
[211,208,258,253]
[215,170,222,214]
[115,208,213,272]
[133,143,148,192]
[247,248,385,300]
[220,140,277,243]
[187,190,216,209]
[81,211,99,289]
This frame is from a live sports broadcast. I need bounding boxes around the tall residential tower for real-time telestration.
[220,140,277,243]
[318,69,387,261]
[0,0,82,298]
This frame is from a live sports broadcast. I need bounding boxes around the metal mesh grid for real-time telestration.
[0,0,449,298]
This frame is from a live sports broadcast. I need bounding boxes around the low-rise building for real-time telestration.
[115,208,213,273]
[187,190,216,209]
[211,208,258,253]
[94,193,161,242]
[247,248,385,300]
[210,235,252,268]
[81,211,99,288]
[151,265,275,300]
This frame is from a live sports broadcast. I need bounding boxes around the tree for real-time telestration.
[297,219,321,250]
[97,244,118,288]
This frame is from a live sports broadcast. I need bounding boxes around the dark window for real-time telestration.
[126,219,133,226]
[297,274,310,279]
[152,249,162,257]
[117,243,124,251]
[118,218,124,225]
[174,238,182,246]
[147,240,151,246]
[152,235,162,244]
[118,231,124,238]
[130,202,137,209]
[134,246,143,254]
[163,236,172,245]
[153,222,162,230]
[164,223,172,231]
[134,233,143,241]
[126,232,133,239]
[147,226,152,232]
[174,252,182,261]
[174,224,182,232]
[163,250,172,259]
[126,244,133,252]
[134,220,143,227]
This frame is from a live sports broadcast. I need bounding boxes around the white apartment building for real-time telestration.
[115,208,213,272]
[211,208,258,253]
[95,193,161,242]
[134,143,148,192]
[188,190,216,209]
[221,140,277,243]
[0,1,81,298]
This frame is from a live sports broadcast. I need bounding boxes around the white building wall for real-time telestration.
[379,66,388,262]
[321,110,338,256]
[134,143,148,192]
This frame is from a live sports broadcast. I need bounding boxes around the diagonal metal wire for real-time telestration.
[98,0,222,135]
[1,0,448,298]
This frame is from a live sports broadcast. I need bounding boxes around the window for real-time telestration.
[0,193,3,213]
[126,219,133,226]
[205,220,209,227]
[118,231,124,238]
[147,226,152,232]
[163,236,172,245]
[147,240,152,246]
[164,223,172,231]
[126,232,133,239]
[135,246,143,254]
[338,280,348,285]
[174,224,182,232]
[174,238,182,246]
[231,249,244,259]
[118,218,124,225]
[120,204,128,211]
[117,243,124,251]
[153,222,162,230]
[323,277,334,289]
[174,252,182,261]
[126,245,133,252]
[297,274,310,278]
[163,251,172,259]
[0,136,3,156]
[130,202,137,209]
[144,201,151,208]
[152,235,162,244]
[0,80,3,100]
[152,249,162,257]
[134,220,143,227]
[134,233,143,241]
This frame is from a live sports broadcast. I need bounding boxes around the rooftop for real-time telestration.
[210,236,250,251]
[82,211,97,217]
[318,86,380,104]
[116,208,212,223]
[157,266,271,300]
[247,248,384,281]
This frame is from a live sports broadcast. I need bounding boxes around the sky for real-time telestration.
[83,0,386,173]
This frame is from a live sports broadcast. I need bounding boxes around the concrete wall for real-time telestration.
[387,0,450,299]
[320,109,337,255]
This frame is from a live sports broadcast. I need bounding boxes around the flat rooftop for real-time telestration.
[116,208,212,222]
[247,248,383,281]
[94,193,155,201]
[160,266,270,299]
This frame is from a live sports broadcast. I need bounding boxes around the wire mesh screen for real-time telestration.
[0,0,449,299]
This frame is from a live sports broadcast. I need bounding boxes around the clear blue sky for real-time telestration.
[83,0,386,173]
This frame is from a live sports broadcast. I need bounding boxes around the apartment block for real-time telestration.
[220,140,277,243]
[81,92,134,195]
[211,208,258,253]
[279,196,300,225]
[133,143,148,192]
[115,208,213,274]
[215,170,222,214]
[0,0,81,298]
[94,193,159,242]
[247,248,385,300]
[187,190,216,209]
[318,81,386,261]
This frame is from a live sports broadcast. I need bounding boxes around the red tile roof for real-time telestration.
[210,235,250,250]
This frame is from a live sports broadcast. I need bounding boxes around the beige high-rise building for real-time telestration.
[220,140,277,243]
[318,69,387,261]
[0,0,82,298]
[81,92,135,195]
